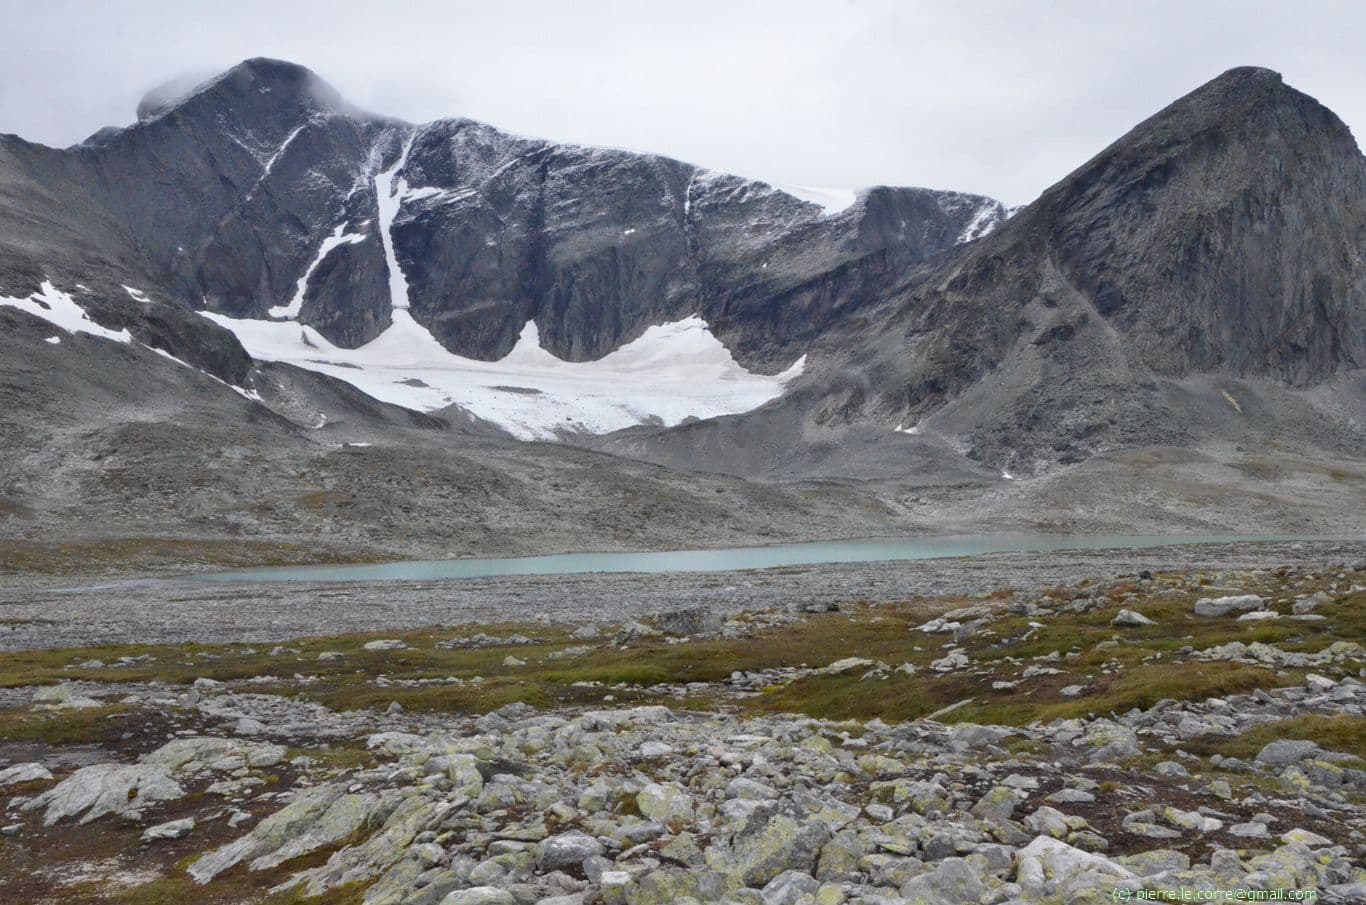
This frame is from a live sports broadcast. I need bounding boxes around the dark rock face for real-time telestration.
[836,68,1364,452]
[0,58,1003,371]
[609,67,1366,476]
[391,119,1004,366]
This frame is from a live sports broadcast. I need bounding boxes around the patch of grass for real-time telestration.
[1181,714,1366,762]
[753,673,934,722]
[0,704,134,745]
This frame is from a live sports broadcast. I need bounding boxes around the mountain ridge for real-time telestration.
[0,57,1007,377]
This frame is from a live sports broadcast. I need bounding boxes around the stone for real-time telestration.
[439,889,516,905]
[1255,739,1320,766]
[1293,591,1331,614]
[1237,610,1280,621]
[142,736,286,772]
[142,817,195,841]
[1083,722,1140,762]
[32,683,102,709]
[536,831,605,872]
[970,786,1020,821]
[760,869,820,905]
[1193,595,1264,617]
[638,741,673,758]
[1112,609,1156,627]
[0,762,53,787]
[1280,828,1332,847]
[636,782,694,822]
[725,813,831,886]
[726,777,780,801]
[363,640,407,651]
[1015,836,1134,894]
[1163,806,1222,833]
[899,857,987,905]
[817,657,876,676]
[654,606,723,637]
[22,763,185,825]
[189,784,378,883]
[1025,806,1069,838]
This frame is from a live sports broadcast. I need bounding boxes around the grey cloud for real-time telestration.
[0,0,1361,205]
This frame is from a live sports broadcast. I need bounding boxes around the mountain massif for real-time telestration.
[0,60,1362,564]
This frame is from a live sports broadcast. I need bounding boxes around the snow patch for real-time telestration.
[773,183,859,216]
[957,202,1004,244]
[1,282,132,344]
[202,311,803,440]
[122,285,151,303]
[45,336,61,345]
[269,224,368,319]
[894,423,921,435]
[375,137,418,311]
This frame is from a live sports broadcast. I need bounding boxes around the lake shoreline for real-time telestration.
[4,540,1360,652]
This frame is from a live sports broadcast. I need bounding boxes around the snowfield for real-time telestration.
[203,310,804,440]
[0,282,132,344]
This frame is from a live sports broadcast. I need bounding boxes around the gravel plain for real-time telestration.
[2,540,1361,651]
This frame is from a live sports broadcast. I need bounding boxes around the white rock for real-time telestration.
[440,888,517,905]
[817,657,876,676]
[639,741,674,758]
[23,763,185,825]
[0,763,53,787]
[1112,609,1156,627]
[32,683,102,709]
[142,817,195,841]
[362,639,407,651]
[1193,595,1263,617]
[1015,836,1135,888]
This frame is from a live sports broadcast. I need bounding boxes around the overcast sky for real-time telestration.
[1,0,1361,205]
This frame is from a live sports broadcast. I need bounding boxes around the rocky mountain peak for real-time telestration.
[135,57,350,125]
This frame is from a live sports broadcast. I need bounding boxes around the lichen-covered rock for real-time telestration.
[719,811,831,887]
[636,782,694,822]
[23,763,185,825]
[899,857,988,905]
[142,736,286,773]
[439,888,516,905]
[971,786,1020,821]
[189,784,377,882]
[1082,722,1140,762]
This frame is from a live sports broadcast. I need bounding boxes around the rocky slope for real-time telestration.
[605,67,1366,478]
[1,559,1363,903]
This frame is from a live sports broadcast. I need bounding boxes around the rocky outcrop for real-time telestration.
[615,66,1366,476]
[0,57,1003,374]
